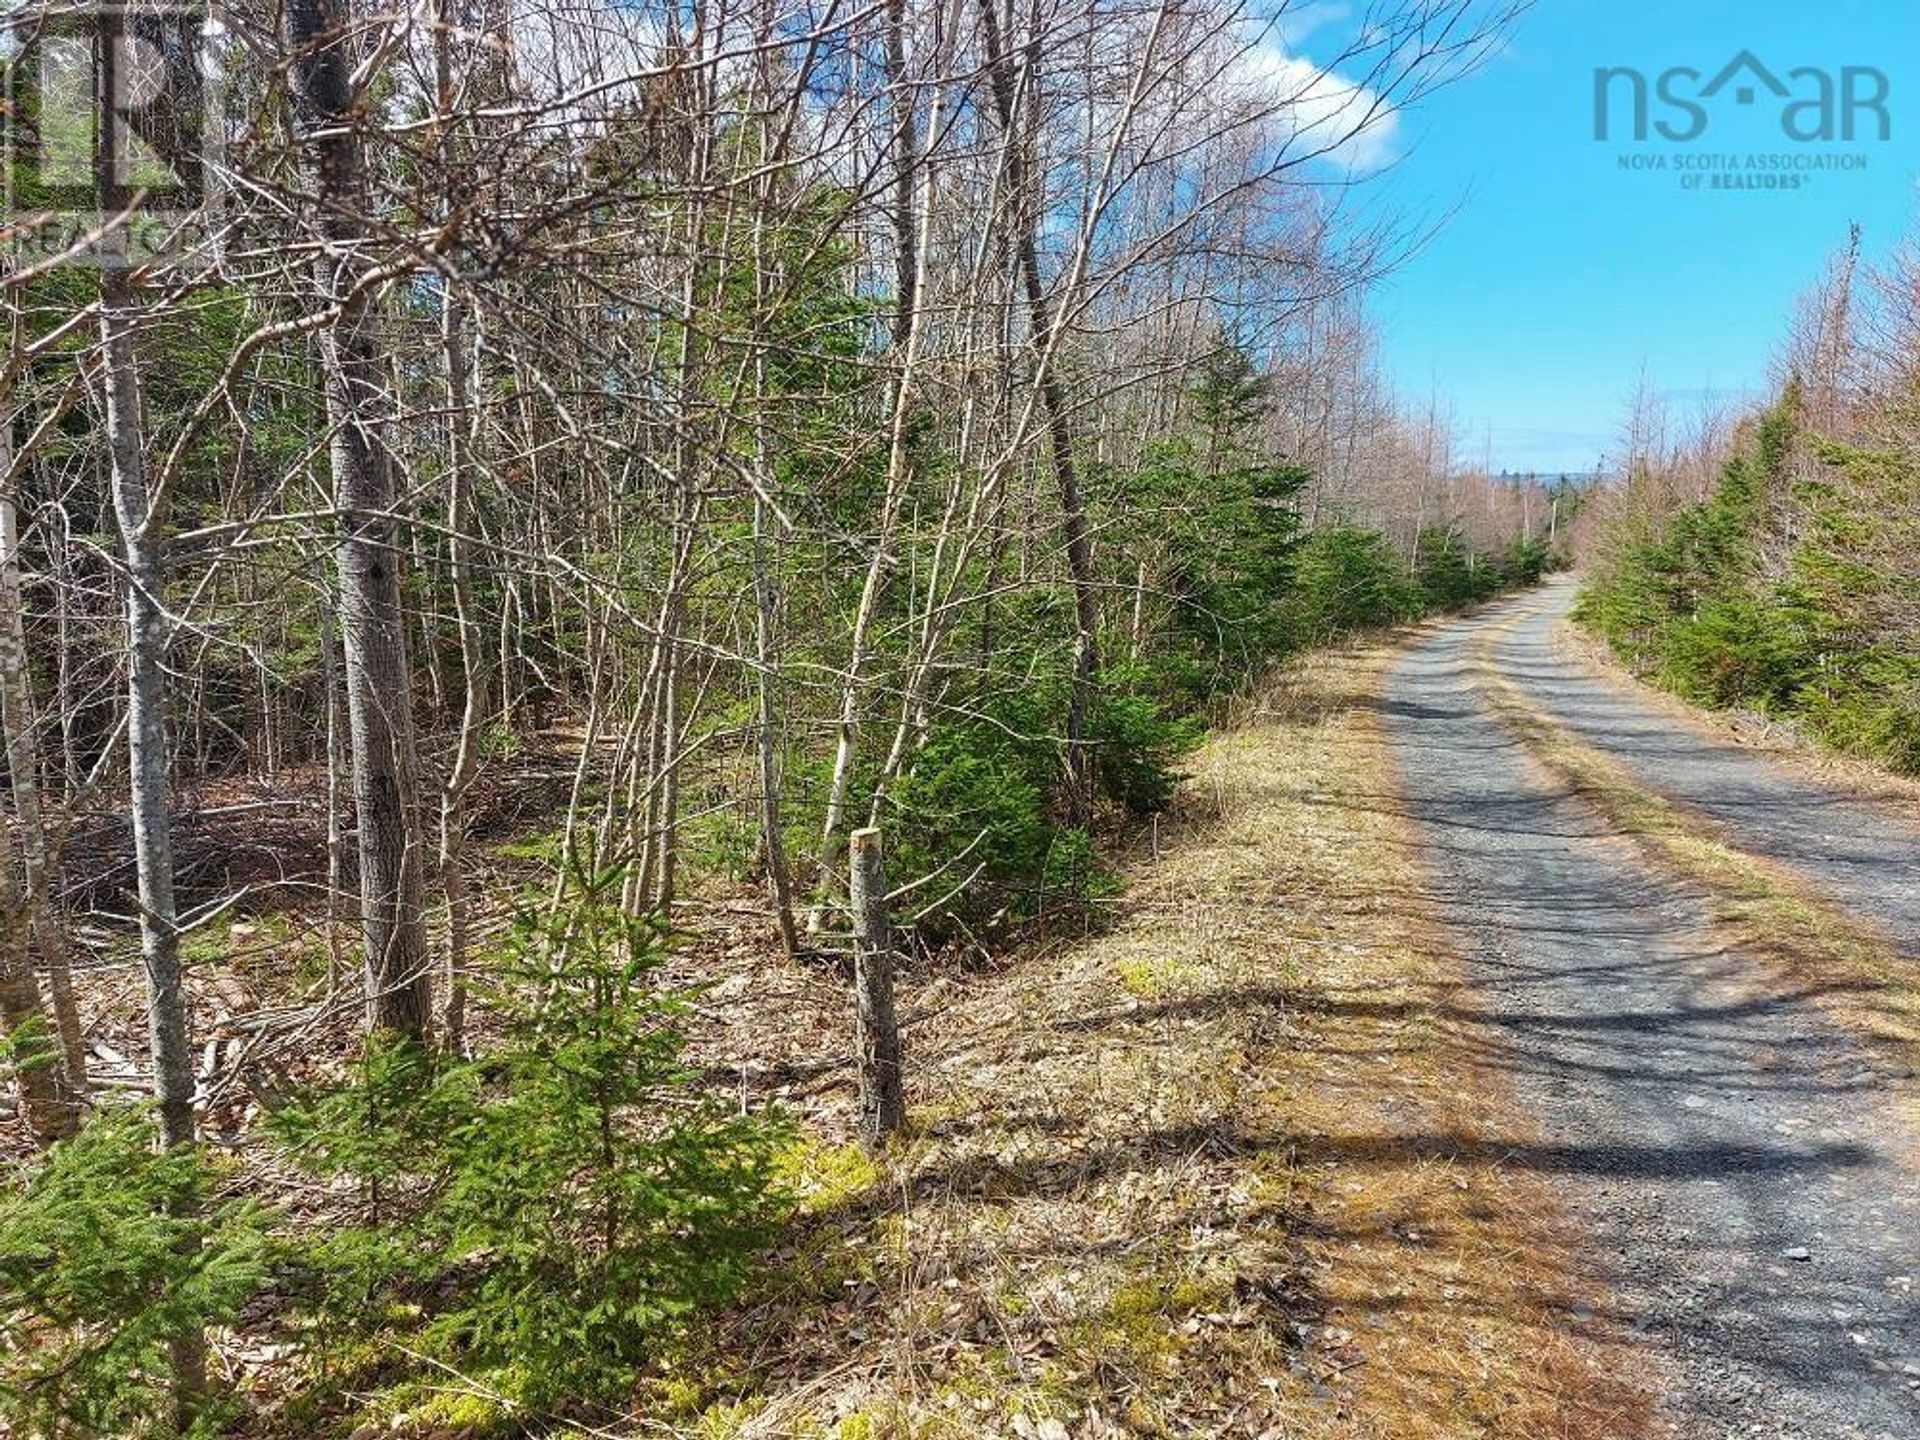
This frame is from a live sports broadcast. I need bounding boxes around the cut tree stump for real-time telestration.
[849,827,904,1145]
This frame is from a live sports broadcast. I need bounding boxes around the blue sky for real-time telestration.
[1326,0,1920,475]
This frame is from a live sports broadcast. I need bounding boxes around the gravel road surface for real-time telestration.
[1382,595,1919,1439]
[1490,576,1920,949]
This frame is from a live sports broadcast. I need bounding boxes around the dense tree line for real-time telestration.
[0,0,1549,1431]
[1576,231,1919,773]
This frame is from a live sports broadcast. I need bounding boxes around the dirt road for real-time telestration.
[1382,588,1920,1439]
[1488,577,1920,948]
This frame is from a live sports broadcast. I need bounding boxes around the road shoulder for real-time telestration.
[680,640,1654,1439]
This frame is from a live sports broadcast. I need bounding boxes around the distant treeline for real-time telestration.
[1577,380,1918,773]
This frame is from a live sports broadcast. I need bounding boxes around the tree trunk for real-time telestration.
[974,0,1100,825]
[751,492,800,955]
[0,421,87,1101]
[50,501,81,794]
[100,277,196,1152]
[100,257,207,1423]
[91,19,205,1409]
[436,275,486,1049]
[746,11,800,956]
[318,572,349,989]
[288,0,431,1038]
[813,0,929,904]
[433,4,488,1045]
[0,813,73,1146]
[849,827,903,1145]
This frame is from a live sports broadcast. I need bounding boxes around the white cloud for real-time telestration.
[1230,38,1401,175]
[1274,2,1352,50]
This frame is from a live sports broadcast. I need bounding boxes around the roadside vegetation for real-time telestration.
[0,400,1554,1437]
[1573,235,1920,774]
[0,1,1587,1433]
[530,644,1652,1439]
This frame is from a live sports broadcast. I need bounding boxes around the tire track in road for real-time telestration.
[1382,595,1919,1440]
[1490,577,1920,951]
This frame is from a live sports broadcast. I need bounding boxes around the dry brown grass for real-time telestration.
[679,642,1654,1439]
